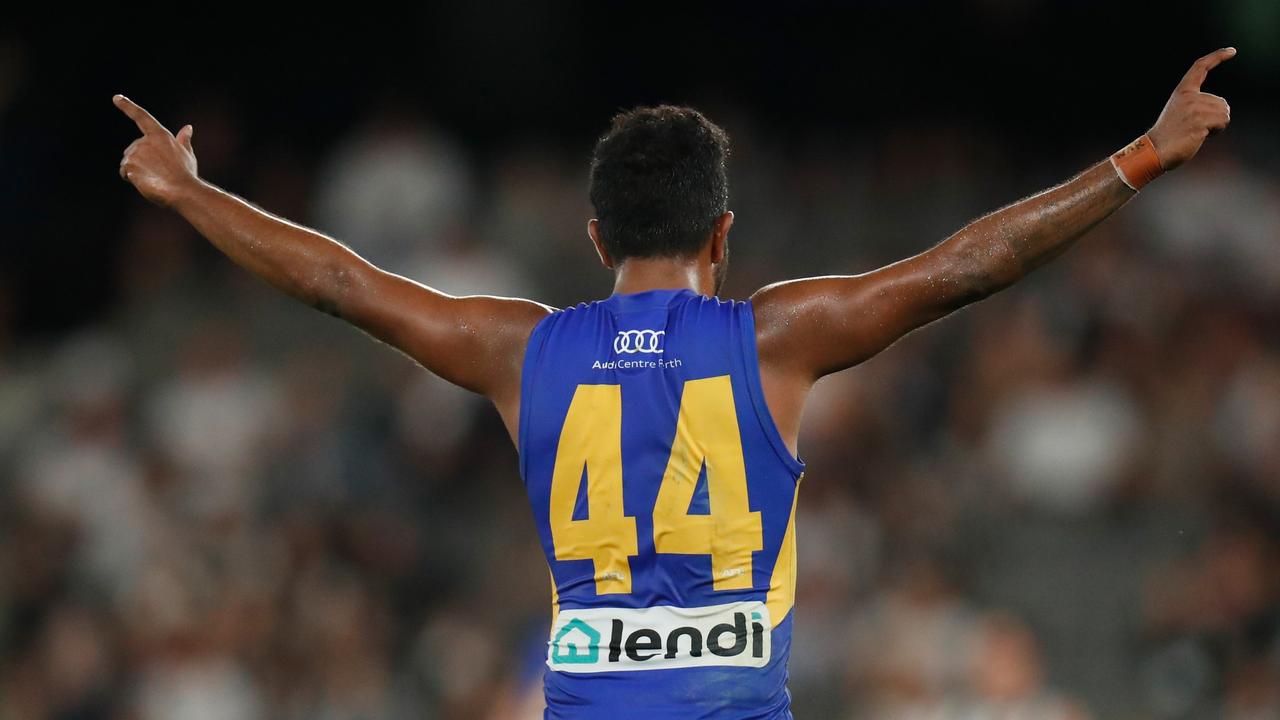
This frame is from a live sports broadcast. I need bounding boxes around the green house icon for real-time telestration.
[551,618,601,664]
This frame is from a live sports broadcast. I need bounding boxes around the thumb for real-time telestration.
[177,124,194,152]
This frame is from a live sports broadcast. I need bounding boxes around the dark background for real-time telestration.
[4,1,1276,336]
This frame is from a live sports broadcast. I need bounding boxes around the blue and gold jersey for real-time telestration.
[518,287,806,719]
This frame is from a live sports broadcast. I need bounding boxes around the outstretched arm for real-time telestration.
[112,95,550,439]
[752,47,1235,383]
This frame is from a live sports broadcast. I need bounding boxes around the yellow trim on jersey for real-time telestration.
[766,472,803,624]
[549,565,559,628]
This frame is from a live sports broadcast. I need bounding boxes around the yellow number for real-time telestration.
[548,384,638,594]
[548,376,763,595]
[653,375,763,590]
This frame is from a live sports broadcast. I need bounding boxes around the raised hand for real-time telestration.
[113,94,200,207]
[1147,47,1235,171]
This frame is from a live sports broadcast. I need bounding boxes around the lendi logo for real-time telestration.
[551,618,601,664]
[546,601,771,672]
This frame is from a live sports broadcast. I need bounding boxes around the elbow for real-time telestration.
[305,261,363,319]
[945,259,1001,311]
[958,268,1012,305]
[947,240,1021,307]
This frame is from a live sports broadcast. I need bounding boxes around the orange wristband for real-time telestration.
[1110,134,1164,191]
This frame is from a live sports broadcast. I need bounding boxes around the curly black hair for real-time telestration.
[588,105,730,262]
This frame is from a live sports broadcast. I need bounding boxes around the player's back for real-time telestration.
[518,287,806,719]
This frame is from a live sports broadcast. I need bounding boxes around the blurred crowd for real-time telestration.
[1,94,1278,720]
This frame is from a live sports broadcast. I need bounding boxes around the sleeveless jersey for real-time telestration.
[517,287,806,719]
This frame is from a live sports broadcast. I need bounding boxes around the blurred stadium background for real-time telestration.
[2,2,1278,718]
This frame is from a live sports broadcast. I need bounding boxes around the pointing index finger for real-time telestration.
[1179,47,1237,91]
[112,94,171,136]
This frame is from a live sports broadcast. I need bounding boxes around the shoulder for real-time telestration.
[515,296,616,356]
[521,297,601,334]
[744,280,803,349]
[678,290,749,314]
[745,279,836,382]
[747,277,837,319]
[463,295,558,359]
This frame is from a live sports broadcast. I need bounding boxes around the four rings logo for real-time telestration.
[614,329,665,354]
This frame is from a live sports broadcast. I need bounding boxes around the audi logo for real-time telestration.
[614,329,665,354]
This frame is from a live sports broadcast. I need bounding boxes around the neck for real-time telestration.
[611,256,711,296]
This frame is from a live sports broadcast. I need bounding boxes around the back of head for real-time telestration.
[588,105,730,263]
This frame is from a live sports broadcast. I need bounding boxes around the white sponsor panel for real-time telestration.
[546,601,772,672]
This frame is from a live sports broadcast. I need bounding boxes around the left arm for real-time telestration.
[752,47,1236,381]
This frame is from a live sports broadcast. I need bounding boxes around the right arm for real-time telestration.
[113,95,550,439]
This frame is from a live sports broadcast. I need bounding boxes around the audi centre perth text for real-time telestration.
[592,357,684,370]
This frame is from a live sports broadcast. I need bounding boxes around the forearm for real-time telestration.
[939,159,1135,302]
[171,179,373,317]
[754,159,1138,377]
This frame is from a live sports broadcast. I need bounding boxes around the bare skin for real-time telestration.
[114,48,1234,461]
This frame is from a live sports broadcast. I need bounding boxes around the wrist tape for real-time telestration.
[1110,134,1164,191]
